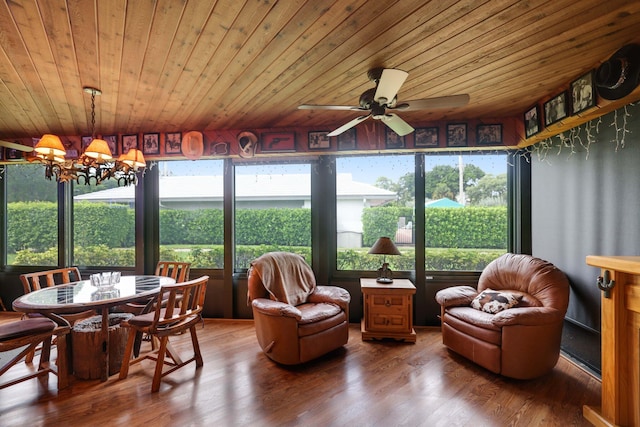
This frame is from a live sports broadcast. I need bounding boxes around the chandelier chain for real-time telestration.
[90,90,96,139]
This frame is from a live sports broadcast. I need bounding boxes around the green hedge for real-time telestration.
[425,206,507,249]
[363,205,507,249]
[16,244,501,271]
[7,202,133,252]
[8,202,506,270]
[336,248,504,271]
[362,206,414,246]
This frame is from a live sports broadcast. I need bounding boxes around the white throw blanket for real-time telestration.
[250,252,316,306]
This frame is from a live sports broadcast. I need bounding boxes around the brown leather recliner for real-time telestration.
[247,252,350,365]
[435,253,570,379]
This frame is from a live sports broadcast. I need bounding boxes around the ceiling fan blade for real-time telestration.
[394,94,470,111]
[298,104,362,111]
[381,113,414,136]
[327,115,370,137]
[374,69,408,104]
[0,140,34,152]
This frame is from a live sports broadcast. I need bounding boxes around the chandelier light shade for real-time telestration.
[34,134,66,159]
[32,87,145,186]
[83,138,113,161]
[119,149,146,168]
[368,236,401,283]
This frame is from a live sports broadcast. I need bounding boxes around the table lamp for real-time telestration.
[368,236,401,283]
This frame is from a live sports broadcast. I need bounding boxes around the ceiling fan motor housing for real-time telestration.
[359,88,396,113]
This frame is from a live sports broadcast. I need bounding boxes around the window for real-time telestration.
[157,160,224,268]
[5,164,59,266]
[424,153,508,271]
[73,178,135,268]
[336,155,415,272]
[234,163,311,270]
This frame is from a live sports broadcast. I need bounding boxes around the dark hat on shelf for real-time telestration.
[595,44,640,100]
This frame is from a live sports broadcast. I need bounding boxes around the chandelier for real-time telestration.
[32,87,146,186]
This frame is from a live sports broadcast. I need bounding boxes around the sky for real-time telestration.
[159,153,507,185]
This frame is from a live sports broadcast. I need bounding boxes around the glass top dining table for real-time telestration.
[13,275,175,314]
[12,275,176,382]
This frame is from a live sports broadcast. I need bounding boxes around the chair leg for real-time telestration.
[38,337,52,371]
[118,327,137,380]
[152,336,170,393]
[190,326,203,368]
[25,348,36,364]
[55,332,69,389]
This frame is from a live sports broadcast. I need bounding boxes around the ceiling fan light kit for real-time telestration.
[299,68,469,137]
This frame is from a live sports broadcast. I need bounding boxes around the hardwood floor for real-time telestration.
[0,316,601,426]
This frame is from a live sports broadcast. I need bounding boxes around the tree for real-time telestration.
[424,164,485,201]
[465,174,507,206]
[5,164,58,202]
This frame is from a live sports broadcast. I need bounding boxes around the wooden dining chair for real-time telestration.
[0,317,70,390]
[116,261,192,315]
[20,266,83,294]
[155,261,191,282]
[118,275,208,392]
[19,267,95,363]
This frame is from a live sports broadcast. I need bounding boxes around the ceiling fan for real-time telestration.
[0,140,33,152]
[298,68,469,137]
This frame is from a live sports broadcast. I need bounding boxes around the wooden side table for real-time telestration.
[360,278,416,342]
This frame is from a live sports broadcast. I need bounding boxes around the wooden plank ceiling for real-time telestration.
[0,0,639,148]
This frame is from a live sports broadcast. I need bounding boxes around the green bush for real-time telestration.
[7,202,58,252]
[337,247,504,271]
[14,245,135,267]
[362,206,414,247]
[235,209,311,246]
[425,207,506,249]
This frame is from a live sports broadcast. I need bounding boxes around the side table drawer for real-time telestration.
[370,313,409,331]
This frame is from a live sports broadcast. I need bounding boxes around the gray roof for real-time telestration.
[74,173,395,203]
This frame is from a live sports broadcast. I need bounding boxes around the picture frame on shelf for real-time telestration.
[81,136,93,151]
[446,123,467,147]
[103,135,118,156]
[165,132,182,154]
[260,132,296,152]
[414,127,439,147]
[543,92,568,126]
[142,133,160,155]
[338,128,356,151]
[308,131,331,150]
[476,124,502,146]
[122,134,138,154]
[570,70,595,115]
[385,128,405,149]
[524,105,540,138]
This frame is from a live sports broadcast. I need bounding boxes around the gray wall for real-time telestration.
[531,102,640,373]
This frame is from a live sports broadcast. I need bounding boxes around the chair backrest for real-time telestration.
[478,253,570,312]
[149,276,208,336]
[20,267,82,294]
[155,261,191,283]
[247,252,316,306]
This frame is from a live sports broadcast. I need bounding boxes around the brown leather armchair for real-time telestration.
[247,252,350,365]
[435,253,570,379]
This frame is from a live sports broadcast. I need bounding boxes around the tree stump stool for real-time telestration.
[72,313,133,379]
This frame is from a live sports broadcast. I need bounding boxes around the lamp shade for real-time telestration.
[84,138,113,161]
[119,149,146,169]
[35,134,66,158]
[368,237,401,256]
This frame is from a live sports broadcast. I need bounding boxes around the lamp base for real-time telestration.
[376,277,393,284]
